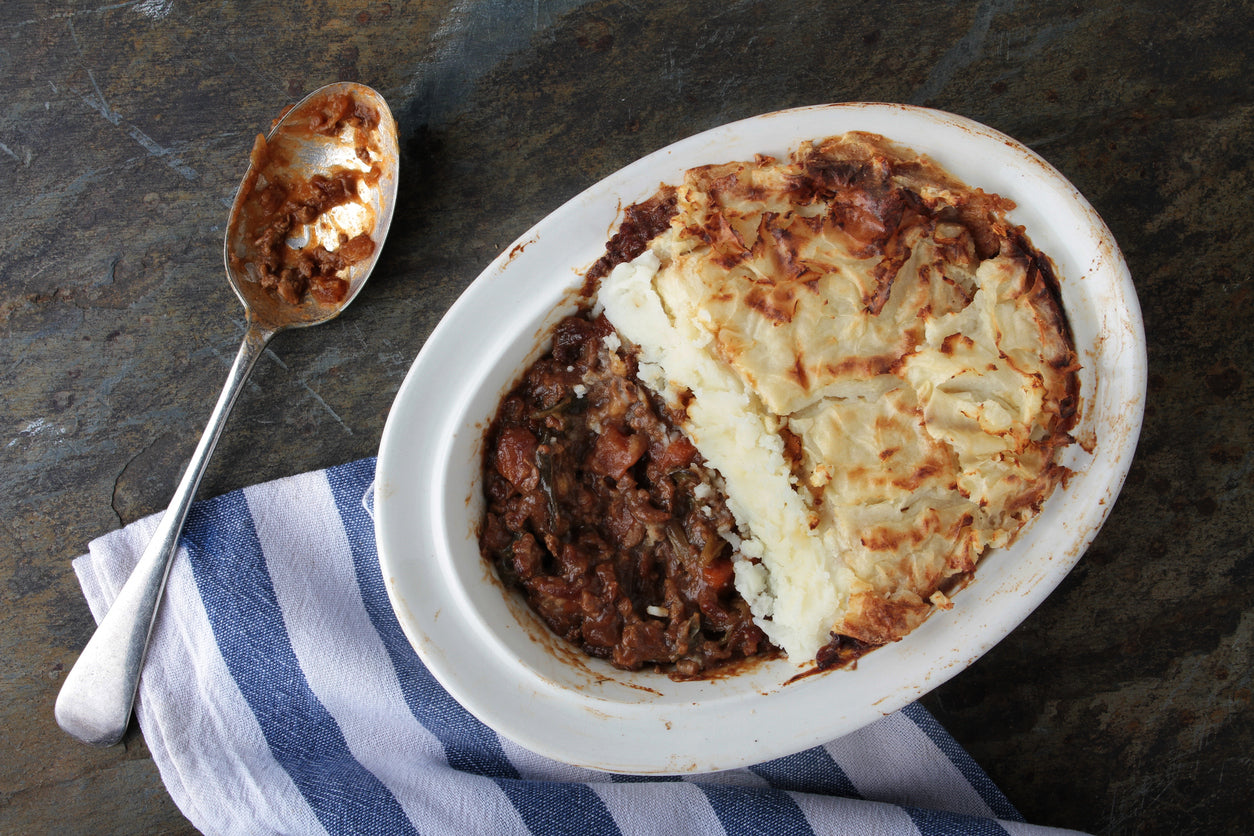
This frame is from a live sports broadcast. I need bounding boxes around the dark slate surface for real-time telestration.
[2,1,1250,833]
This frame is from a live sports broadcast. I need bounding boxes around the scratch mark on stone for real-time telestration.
[26,166,111,213]
[221,323,352,434]
[0,142,21,162]
[909,0,1016,105]
[86,69,120,124]
[299,380,354,436]
[72,87,199,179]
[123,123,199,180]
[66,19,198,180]
[349,322,369,350]
[263,346,289,371]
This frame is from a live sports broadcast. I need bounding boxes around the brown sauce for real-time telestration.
[231,92,382,307]
[581,189,678,294]
[480,311,777,680]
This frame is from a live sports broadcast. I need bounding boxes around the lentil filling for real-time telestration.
[479,311,776,679]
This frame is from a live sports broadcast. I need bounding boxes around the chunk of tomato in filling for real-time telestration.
[589,425,647,481]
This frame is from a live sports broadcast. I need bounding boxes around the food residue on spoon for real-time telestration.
[230,90,383,307]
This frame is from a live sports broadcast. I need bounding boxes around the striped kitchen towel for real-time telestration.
[73,457,1087,836]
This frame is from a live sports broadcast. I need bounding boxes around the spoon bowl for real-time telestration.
[55,82,399,747]
[225,81,399,331]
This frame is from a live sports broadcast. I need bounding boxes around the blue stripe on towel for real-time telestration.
[498,780,623,836]
[697,783,815,836]
[750,745,862,798]
[902,702,1022,821]
[325,458,519,780]
[903,805,1013,836]
[182,489,419,836]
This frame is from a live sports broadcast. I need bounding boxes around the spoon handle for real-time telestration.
[55,321,275,747]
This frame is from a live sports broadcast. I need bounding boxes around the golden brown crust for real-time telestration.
[598,131,1080,662]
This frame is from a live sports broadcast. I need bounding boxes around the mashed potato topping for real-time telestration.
[599,132,1078,663]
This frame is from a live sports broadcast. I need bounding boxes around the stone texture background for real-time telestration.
[2,1,1250,833]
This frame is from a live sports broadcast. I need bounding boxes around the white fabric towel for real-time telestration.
[73,457,1088,836]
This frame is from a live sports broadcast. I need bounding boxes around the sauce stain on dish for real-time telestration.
[507,236,538,262]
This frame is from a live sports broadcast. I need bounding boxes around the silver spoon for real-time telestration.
[55,82,399,747]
